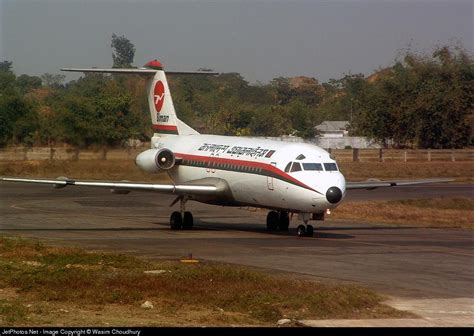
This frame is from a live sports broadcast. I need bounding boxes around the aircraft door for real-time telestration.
[267,162,276,190]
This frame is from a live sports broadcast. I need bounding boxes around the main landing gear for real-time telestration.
[170,197,194,230]
[266,211,290,231]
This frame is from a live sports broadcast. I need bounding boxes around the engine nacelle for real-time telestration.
[155,148,175,170]
[135,148,176,173]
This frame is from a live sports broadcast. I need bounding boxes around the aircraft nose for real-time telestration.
[326,186,343,204]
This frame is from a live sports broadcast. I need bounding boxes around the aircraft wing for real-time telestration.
[346,178,454,190]
[1,177,228,196]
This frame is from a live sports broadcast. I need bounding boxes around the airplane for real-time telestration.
[1,59,453,237]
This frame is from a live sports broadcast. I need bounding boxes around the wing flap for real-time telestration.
[346,178,454,190]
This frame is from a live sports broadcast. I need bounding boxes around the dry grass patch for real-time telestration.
[0,160,169,182]
[338,162,473,183]
[0,236,410,326]
[332,198,474,228]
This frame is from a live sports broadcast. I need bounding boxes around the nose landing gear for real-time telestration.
[296,224,314,237]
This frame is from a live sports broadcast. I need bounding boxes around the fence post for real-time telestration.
[404,151,407,163]
[427,149,431,162]
[50,147,55,161]
[379,148,383,162]
[451,150,455,162]
[353,148,360,162]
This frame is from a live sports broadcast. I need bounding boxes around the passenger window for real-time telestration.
[323,163,338,171]
[284,162,292,172]
[303,163,323,171]
[290,162,302,172]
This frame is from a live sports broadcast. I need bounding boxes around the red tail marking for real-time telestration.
[154,81,165,112]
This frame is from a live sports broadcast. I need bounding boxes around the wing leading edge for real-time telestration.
[346,178,454,190]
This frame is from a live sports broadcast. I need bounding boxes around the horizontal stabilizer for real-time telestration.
[61,68,219,76]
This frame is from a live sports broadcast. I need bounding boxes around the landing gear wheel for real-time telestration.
[305,225,314,237]
[266,211,279,231]
[297,225,306,237]
[170,211,182,230]
[182,211,194,230]
[278,212,290,231]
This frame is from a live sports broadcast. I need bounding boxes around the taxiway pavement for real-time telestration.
[0,183,472,325]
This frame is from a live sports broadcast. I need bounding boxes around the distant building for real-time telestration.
[258,120,380,149]
[315,121,350,138]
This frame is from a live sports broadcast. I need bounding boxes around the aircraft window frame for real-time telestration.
[284,162,292,173]
[323,162,339,171]
[302,163,323,171]
[290,162,302,173]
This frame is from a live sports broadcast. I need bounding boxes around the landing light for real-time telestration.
[326,209,331,215]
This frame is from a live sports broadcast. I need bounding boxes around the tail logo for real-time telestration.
[153,81,165,112]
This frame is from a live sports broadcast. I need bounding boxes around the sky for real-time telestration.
[1,0,472,84]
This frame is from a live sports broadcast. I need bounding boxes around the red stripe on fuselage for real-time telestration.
[175,152,320,193]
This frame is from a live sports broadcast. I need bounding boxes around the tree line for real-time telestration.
[0,35,472,148]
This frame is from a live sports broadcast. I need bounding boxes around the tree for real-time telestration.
[354,45,472,148]
[111,33,135,68]
[0,60,16,94]
[0,61,13,72]
[41,73,65,88]
[16,74,42,94]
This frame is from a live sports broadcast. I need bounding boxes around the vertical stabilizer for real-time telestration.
[144,60,181,136]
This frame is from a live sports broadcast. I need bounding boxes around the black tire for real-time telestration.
[170,211,182,230]
[297,225,306,237]
[182,211,194,230]
[306,225,314,237]
[266,211,279,231]
[278,212,290,231]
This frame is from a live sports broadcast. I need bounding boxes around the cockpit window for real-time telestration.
[303,163,323,171]
[295,154,306,160]
[290,162,302,172]
[323,163,338,171]
[284,162,292,173]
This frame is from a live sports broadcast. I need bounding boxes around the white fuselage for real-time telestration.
[137,135,346,214]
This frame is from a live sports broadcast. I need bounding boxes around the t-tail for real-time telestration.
[61,60,217,141]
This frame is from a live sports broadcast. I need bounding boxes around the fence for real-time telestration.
[329,148,474,162]
[0,146,472,163]
[0,146,148,162]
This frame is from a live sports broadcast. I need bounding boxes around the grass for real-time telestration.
[332,197,474,229]
[0,300,28,324]
[0,236,410,326]
[0,160,169,182]
[338,161,473,183]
